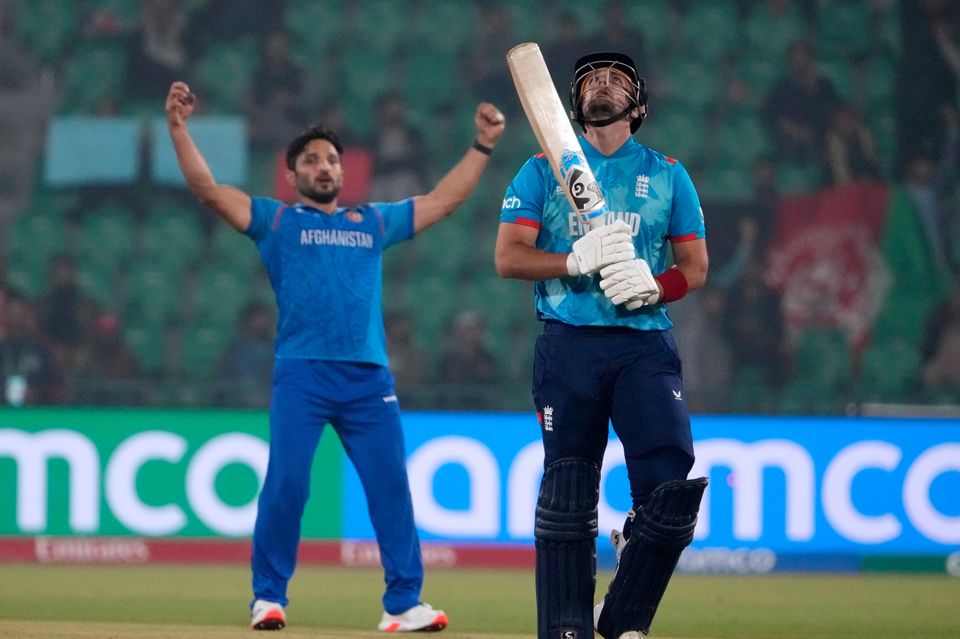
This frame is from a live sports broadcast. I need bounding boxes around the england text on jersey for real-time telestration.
[299,228,375,248]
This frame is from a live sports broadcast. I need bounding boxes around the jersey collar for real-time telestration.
[579,135,638,160]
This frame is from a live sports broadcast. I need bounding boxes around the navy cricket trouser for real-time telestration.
[251,358,423,615]
[532,322,695,507]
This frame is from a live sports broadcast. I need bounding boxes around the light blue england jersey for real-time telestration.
[245,197,414,365]
[500,136,705,330]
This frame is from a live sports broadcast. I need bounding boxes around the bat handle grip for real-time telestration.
[581,207,608,231]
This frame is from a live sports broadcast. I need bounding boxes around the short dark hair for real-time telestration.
[285,125,343,169]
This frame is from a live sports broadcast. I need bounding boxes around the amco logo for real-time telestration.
[0,429,267,537]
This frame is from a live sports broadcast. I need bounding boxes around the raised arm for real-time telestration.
[412,103,505,233]
[165,81,252,231]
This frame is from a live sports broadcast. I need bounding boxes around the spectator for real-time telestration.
[590,2,647,70]
[126,0,189,102]
[72,312,141,405]
[217,302,275,408]
[368,92,427,203]
[920,275,960,391]
[438,310,497,408]
[747,156,779,253]
[38,256,98,366]
[248,30,307,152]
[762,40,841,163]
[824,103,883,186]
[894,0,959,177]
[545,11,594,96]
[385,312,430,399]
[0,292,68,406]
[904,104,959,271]
[723,259,789,388]
[467,2,520,116]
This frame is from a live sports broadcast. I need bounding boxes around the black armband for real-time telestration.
[472,140,493,155]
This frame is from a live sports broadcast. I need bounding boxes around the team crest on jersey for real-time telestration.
[345,210,364,223]
[635,174,650,198]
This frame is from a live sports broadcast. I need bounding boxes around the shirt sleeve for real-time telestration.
[245,196,286,242]
[500,156,548,230]
[669,162,706,242]
[368,198,414,249]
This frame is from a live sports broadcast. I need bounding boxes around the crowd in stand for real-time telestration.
[2,0,959,412]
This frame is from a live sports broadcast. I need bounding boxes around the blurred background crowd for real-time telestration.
[0,0,958,414]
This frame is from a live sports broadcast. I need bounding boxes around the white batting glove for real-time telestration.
[599,258,661,308]
[566,220,635,276]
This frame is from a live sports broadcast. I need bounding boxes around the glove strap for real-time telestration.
[654,267,688,303]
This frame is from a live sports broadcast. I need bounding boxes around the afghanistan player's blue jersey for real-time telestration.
[245,197,414,366]
[500,136,705,330]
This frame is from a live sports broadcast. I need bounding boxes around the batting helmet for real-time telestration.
[569,51,648,133]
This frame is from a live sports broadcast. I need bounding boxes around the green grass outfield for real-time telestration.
[0,564,958,638]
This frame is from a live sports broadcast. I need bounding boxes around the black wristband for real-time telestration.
[472,140,493,155]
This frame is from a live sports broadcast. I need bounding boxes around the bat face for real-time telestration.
[507,42,608,230]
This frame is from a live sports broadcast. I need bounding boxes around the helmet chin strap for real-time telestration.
[582,104,636,128]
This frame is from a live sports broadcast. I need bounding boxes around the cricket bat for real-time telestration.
[507,42,608,231]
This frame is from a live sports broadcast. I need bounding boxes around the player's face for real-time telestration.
[293,139,343,204]
[580,67,633,118]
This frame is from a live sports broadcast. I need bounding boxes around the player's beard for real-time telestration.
[296,174,341,204]
[584,93,622,120]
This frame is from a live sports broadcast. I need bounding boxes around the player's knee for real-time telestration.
[534,458,600,542]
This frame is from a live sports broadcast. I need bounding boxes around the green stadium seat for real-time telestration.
[699,164,754,203]
[123,320,166,374]
[738,56,782,96]
[9,209,68,265]
[141,205,204,269]
[857,339,921,402]
[126,261,184,325]
[864,55,895,108]
[408,272,460,348]
[819,55,855,102]
[555,0,606,38]
[744,4,805,61]
[76,203,136,269]
[16,0,80,63]
[353,0,408,54]
[193,266,250,325]
[640,104,707,165]
[664,60,722,110]
[403,50,464,113]
[714,113,771,166]
[777,160,821,194]
[410,0,477,54]
[817,0,871,56]
[60,42,128,114]
[682,1,740,60]
[178,321,230,379]
[728,366,781,414]
[793,327,852,389]
[4,258,47,299]
[211,224,258,273]
[283,0,344,59]
[193,38,259,113]
[76,258,118,309]
[506,2,548,43]
[625,0,675,55]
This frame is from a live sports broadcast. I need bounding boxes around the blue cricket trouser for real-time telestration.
[251,358,422,615]
[533,322,695,508]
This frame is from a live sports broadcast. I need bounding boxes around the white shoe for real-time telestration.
[377,602,448,632]
[594,602,646,639]
[250,599,286,630]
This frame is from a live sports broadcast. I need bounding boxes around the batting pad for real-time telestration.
[596,477,708,639]
[535,458,600,639]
